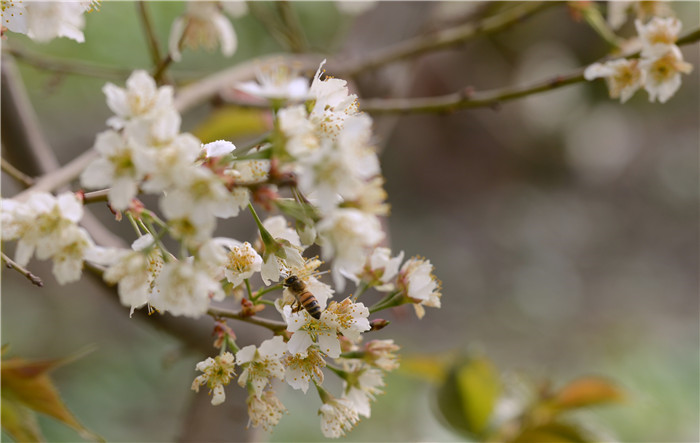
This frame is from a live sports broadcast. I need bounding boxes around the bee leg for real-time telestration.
[292,301,301,313]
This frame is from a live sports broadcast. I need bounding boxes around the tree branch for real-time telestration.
[2,45,133,80]
[207,306,287,332]
[136,1,164,68]
[359,25,700,114]
[1,252,43,287]
[1,154,35,186]
[344,1,557,76]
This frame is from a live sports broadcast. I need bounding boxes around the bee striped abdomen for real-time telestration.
[298,291,322,319]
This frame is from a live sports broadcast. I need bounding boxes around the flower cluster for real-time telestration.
[585,14,693,103]
[1,192,93,284]
[3,63,441,437]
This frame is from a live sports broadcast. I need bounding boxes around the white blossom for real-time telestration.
[260,216,305,285]
[80,130,143,210]
[236,64,311,101]
[191,352,236,406]
[584,58,645,103]
[636,17,682,57]
[397,257,442,319]
[284,298,370,358]
[283,347,326,393]
[168,1,237,62]
[150,260,224,318]
[319,397,360,438]
[203,139,236,158]
[103,70,174,130]
[236,336,287,398]
[640,45,693,103]
[246,390,286,431]
[343,367,384,418]
[317,208,384,291]
[365,339,400,372]
[2,1,90,43]
[102,235,164,316]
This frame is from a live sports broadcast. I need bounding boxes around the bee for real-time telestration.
[283,275,322,320]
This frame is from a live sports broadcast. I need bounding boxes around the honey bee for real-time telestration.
[283,275,322,320]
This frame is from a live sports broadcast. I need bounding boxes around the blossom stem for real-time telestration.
[351,282,370,302]
[314,380,333,404]
[225,335,240,354]
[126,213,144,237]
[326,364,349,380]
[1,252,43,287]
[344,1,556,77]
[207,306,287,331]
[368,290,404,314]
[82,189,109,204]
[244,278,254,300]
[0,156,35,186]
[340,351,365,359]
[252,282,284,300]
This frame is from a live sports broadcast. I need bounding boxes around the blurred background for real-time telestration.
[1,1,698,442]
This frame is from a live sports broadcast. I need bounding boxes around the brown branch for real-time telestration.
[207,306,287,332]
[1,252,43,287]
[2,45,133,80]
[344,1,557,76]
[1,155,35,186]
[359,25,700,115]
[136,1,164,68]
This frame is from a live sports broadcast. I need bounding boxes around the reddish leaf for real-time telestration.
[550,376,625,410]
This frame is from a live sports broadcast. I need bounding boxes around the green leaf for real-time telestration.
[512,421,592,443]
[549,376,625,411]
[436,355,502,438]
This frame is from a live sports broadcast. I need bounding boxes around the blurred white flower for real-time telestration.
[364,339,400,371]
[319,396,360,438]
[2,1,91,43]
[236,63,311,101]
[343,366,384,418]
[203,139,237,158]
[316,208,384,291]
[636,16,681,57]
[246,390,286,430]
[584,58,645,103]
[168,1,237,62]
[81,130,143,210]
[103,70,174,130]
[260,215,305,285]
[640,45,693,103]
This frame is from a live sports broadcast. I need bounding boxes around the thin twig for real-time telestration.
[1,252,43,287]
[207,306,287,332]
[136,1,164,68]
[2,46,133,81]
[344,1,557,76]
[276,1,309,53]
[360,25,700,114]
[83,189,109,204]
[1,155,35,186]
